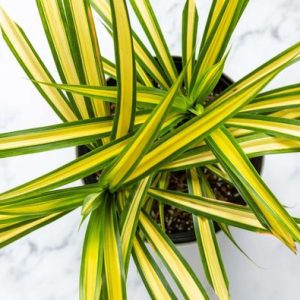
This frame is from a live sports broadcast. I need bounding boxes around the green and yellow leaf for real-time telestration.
[140,212,208,299]
[243,84,300,113]
[129,0,177,83]
[132,236,176,300]
[0,7,76,122]
[0,212,66,248]
[187,169,229,300]
[0,117,115,157]
[63,0,109,119]
[0,137,128,203]
[182,0,198,92]
[206,127,300,250]
[164,133,300,171]
[100,68,186,191]
[148,188,265,232]
[227,114,300,141]
[41,82,189,112]
[80,204,105,300]
[125,43,300,184]
[193,0,248,86]
[109,0,136,139]
[120,177,152,270]
[92,0,169,88]
[103,199,126,300]
[36,0,89,119]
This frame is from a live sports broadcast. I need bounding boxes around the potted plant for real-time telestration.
[0,0,300,299]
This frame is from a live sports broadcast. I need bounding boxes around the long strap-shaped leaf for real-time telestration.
[242,84,300,113]
[272,108,300,119]
[148,188,265,232]
[91,0,170,89]
[0,111,184,203]
[0,113,150,158]
[158,172,169,231]
[0,137,128,203]
[129,0,178,84]
[192,0,248,86]
[0,212,66,248]
[201,0,226,45]
[132,236,176,300]
[187,169,229,300]
[206,127,300,250]
[109,0,136,139]
[124,71,274,184]
[124,43,300,184]
[227,113,300,141]
[36,0,89,119]
[0,117,111,157]
[163,133,300,171]
[182,0,198,92]
[80,204,105,300]
[120,177,152,271]
[42,82,189,112]
[139,212,208,300]
[103,199,126,300]
[0,8,76,122]
[63,0,109,120]
[100,68,186,192]
[0,185,98,216]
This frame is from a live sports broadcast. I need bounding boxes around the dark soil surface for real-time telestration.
[151,168,245,236]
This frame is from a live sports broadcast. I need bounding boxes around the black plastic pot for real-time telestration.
[77,57,264,244]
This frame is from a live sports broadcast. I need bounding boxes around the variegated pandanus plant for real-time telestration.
[1,0,300,299]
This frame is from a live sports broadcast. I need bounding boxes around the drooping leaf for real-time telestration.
[103,199,127,299]
[206,127,300,250]
[140,212,208,299]
[187,169,229,300]
[80,204,105,300]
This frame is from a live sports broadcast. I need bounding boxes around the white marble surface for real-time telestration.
[0,0,300,299]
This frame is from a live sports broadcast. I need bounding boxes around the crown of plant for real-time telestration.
[1,0,300,299]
